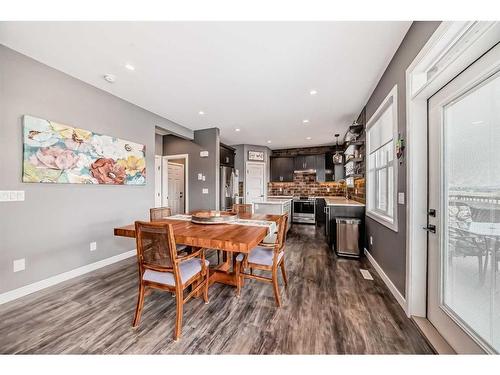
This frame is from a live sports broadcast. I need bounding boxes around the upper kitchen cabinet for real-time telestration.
[220,144,235,167]
[325,152,345,182]
[270,157,294,182]
[294,155,316,171]
[315,154,326,182]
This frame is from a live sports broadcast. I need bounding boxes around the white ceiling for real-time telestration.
[0,21,411,149]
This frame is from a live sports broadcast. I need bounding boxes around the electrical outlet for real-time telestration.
[370,236,373,245]
[90,242,97,251]
[202,175,206,181]
[13,258,25,272]
[202,188,209,194]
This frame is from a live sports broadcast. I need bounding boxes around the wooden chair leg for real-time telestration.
[203,271,209,304]
[272,268,282,307]
[132,283,146,327]
[280,260,288,287]
[235,261,242,297]
[174,289,184,341]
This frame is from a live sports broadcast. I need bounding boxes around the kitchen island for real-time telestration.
[324,197,365,256]
[253,197,292,231]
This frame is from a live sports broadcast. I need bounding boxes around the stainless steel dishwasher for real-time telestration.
[335,217,361,258]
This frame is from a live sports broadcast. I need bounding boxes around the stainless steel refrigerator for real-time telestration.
[220,166,238,211]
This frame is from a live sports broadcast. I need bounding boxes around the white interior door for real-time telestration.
[154,155,162,208]
[427,44,500,354]
[245,162,265,203]
[168,162,185,214]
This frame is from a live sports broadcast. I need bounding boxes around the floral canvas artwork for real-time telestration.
[22,115,146,185]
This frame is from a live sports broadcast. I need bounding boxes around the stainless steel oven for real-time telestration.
[292,197,316,224]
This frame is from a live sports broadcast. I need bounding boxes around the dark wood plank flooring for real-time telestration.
[0,224,433,354]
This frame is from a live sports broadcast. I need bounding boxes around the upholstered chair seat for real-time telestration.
[143,259,209,286]
[236,247,283,267]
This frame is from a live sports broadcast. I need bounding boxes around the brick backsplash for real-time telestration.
[268,173,366,202]
[268,172,344,197]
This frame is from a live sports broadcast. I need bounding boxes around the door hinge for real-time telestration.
[423,224,436,233]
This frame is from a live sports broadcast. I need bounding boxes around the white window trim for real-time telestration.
[366,84,399,232]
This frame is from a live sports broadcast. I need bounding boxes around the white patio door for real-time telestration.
[427,44,500,354]
[245,162,265,204]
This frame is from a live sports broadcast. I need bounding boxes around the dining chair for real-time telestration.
[150,206,172,221]
[235,214,288,307]
[133,221,209,340]
[150,207,187,252]
[232,203,253,214]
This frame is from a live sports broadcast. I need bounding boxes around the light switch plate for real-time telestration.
[0,191,9,202]
[202,175,206,181]
[90,242,97,251]
[200,151,209,157]
[9,191,17,201]
[202,188,209,194]
[398,192,405,205]
[16,191,25,201]
[198,173,203,180]
[13,258,25,272]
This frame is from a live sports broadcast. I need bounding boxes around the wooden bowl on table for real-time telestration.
[191,210,238,225]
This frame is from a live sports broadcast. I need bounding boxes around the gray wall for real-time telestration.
[0,45,191,294]
[155,134,164,155]
[163,128,220,211]
[232,144,271,202]
[363,21,441,296]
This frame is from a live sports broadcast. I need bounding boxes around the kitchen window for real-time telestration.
[366,85,398,232]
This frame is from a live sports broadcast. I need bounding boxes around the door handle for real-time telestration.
[423,225,436,233]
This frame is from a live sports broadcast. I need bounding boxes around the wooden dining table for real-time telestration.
[114,212,281,288]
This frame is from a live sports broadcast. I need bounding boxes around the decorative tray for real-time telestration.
[191,210,238,225]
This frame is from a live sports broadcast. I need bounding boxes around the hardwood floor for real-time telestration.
[0,224,433,354]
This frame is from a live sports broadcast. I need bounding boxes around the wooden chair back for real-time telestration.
[274,214,288,253]
[150,207,172,221]
[232,204,253,214]
[134,221,178,278]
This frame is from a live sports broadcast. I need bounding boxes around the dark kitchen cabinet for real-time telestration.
[294,155,316,170]
[270,157,294,182]
[325,152,344,182]
[315,198,326,225]
[220,144,235,167]
[315,154,326,182]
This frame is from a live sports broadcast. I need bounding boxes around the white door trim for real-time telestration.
[405,21,500,318]
[245,161,266,203]
[162,154,189,213]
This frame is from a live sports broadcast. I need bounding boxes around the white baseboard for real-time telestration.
[364,248,408,314]
[0,249,136,305]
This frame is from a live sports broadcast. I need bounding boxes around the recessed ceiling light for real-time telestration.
[235,128,241,132]
[198,111,205,115]
[306,136,312,140]
[125,63,135,71]
[302,119,310,124]
[267,140,272,144]
[103,74,116,83]
[309,89,318,96]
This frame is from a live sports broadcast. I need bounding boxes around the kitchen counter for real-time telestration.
[324,197,365,207]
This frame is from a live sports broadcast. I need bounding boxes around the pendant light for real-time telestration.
[333,134,343,164]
